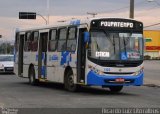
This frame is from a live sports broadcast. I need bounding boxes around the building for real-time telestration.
[143,30,160,59]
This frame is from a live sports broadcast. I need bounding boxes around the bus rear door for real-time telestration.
[38,32,48,80]
[18,33,24,76]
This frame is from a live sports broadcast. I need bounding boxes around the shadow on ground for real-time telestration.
[18,81,139,96]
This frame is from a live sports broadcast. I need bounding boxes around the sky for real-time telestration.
[0,0,160,41]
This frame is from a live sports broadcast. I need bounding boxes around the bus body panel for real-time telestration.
[14,17,144,91]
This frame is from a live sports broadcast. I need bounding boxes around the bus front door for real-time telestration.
[38,32,48,79]
[77,28,87,84]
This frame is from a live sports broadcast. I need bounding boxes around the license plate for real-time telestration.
[6,68,13,70]
[115,78,125,83]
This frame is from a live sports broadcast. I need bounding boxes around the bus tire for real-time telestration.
[64,70,77,92]
[109,86,123,93]
[29,67,38,85]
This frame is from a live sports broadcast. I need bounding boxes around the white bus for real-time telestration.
[14,17,144,92]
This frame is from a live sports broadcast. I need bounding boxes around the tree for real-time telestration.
[0,42,14,54]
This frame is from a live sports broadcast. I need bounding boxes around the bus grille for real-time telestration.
[104,72,134,75]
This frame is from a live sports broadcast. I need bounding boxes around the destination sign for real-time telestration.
[90,18,143,32]
[100,21,134,28]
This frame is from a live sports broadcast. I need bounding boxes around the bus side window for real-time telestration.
[41,32,48,52]
[24,32,31,52]
[48,29,57,52]
[57,28,67,52]
[67,27,77,51]
[31,31,39,52]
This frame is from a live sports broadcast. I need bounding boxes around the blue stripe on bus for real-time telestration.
[41,66,46,78]
[60,51,72,66]
[49,54,59,61]
[36,53,45,61]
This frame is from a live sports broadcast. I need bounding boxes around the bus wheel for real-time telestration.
[29,67,38,85]
[64,70,77,92]
[109,86,123,93]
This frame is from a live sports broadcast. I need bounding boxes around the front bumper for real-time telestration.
[87,71,144,86]
[0,67,14,73]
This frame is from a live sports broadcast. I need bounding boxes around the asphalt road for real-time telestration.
[0,61,160,113]
[144,60,160,86]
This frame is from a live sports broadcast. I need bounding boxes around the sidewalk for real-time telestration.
[143,60,160,87]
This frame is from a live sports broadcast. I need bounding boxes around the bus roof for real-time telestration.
[16,17,142,32]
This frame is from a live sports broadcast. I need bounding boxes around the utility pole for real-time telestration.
[130,0,134,19]
[87,12,97,18]
[37,13,48,25]
[47,0,50,25]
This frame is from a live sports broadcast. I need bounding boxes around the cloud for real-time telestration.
[0,0,160,41]
[0,0,130,17]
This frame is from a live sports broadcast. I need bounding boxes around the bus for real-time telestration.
[14,17,144,92]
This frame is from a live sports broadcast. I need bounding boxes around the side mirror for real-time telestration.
[84,32,90,43]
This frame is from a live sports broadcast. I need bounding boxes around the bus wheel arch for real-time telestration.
[64,66,77,92]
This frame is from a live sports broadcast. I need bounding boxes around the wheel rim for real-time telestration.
[30,71,34,83]
[68,75,74,89]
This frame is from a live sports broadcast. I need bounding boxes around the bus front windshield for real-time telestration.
[88,30,143,61]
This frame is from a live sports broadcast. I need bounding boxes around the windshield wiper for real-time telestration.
[113,35,115,54]
[102,30,116,54]
[96,41,101,64]
[96,41,100,52]
[123,37,127,54]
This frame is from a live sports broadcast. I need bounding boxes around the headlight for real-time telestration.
[132,68,143,76]
[0,64,4,69]
[88,65,104,75]
[98,71,105,75]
